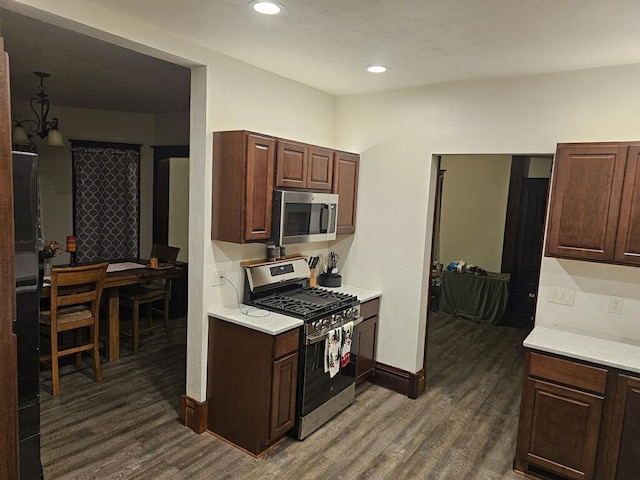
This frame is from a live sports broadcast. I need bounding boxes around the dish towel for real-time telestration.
[324,327,342,378]
[341,321,354,368]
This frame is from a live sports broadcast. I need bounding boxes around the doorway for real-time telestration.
[429,153,551,328]
[423,152,552,407]
[1,9,196,477]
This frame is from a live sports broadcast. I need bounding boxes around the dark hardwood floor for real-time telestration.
[40,312,530,479]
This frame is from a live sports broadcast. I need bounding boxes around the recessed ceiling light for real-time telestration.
[250,1,284,15]
[366,65,388,74]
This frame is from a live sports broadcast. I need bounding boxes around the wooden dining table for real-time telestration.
[41,260,182,361]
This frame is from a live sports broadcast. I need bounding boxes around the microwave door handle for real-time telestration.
[320,204,329,233]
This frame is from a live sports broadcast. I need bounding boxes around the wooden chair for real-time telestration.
[120,244,180,354]
[40,262,108,396]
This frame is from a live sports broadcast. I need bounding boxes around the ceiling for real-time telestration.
[3,0,640,112]
[1,9,191,114]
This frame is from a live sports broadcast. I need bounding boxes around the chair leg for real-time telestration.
[163,295,172,343]
[91,324,103,383]
[74,329,82,367]
[51,330,60,397]
[147,303,153,330]
[133,300,140,354]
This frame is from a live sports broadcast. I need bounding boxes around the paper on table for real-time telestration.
[107,262,147,272]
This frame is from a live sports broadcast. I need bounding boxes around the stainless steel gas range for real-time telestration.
[244,258,362,440]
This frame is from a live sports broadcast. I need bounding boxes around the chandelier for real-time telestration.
[12,71,64,147]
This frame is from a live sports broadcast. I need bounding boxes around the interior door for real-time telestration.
[0,36,21,479]
[508,178,549,328]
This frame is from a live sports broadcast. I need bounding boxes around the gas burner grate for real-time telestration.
[253,295,327,317]
[303,288,357,302]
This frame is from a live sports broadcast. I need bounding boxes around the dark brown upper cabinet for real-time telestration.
[333,151,359,235]
[615,145,640,265]
[212,130,360,243]
[211,131,275,243]
[546,142,640,265]
[276,140,333,191]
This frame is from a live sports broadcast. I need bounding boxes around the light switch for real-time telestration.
[548,287,575,306]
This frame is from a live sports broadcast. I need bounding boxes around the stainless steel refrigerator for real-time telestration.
[13,150,43,479]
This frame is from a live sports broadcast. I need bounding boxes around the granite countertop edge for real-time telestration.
[208,284,382,335]
[524,326,640,374]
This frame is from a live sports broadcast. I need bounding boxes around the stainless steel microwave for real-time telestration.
[272,190,338,245]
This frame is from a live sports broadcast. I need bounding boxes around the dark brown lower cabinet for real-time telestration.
[355,298,379,385]
[515,350,640,480]
[518,377,604,480]
[605,374,640,479]
[207,317,299,456]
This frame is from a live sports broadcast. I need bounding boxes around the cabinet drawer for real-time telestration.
[529,351,607,394]
[274,329,299,358]
[360,297,380,320]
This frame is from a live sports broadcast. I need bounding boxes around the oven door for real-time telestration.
[299,335,355,417]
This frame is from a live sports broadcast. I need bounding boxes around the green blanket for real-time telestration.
[439,269,510,325]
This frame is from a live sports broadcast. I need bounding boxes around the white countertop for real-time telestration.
[524,326,640,374]
[325,284,382,303]
[208,305,303,335]
[208,284,382,335]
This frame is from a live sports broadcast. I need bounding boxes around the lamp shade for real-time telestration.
[12,124,30,145]
[46,128,64,147]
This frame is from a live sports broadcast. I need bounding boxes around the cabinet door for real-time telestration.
[333,152,359,234]
[604,374,640,480]
[614,146,640,264]
[276,140,308,189]
[518,377,604,480]
[245,134,276,241]
[270,352,298,441]
[306,146,333,191]
[355,315,377,384]
[546,143,627,262]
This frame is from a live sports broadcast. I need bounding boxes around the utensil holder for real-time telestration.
[318,273,342,287]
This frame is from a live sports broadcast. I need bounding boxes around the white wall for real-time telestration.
[439,154,511,272]
[528,156,552,178]
[336,64,640,372]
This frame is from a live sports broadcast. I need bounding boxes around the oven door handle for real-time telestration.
[305,316,364,345]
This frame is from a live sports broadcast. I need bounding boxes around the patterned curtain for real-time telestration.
[71,141,140,263]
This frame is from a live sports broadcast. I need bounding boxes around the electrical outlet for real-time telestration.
[547,287,575,306]
[212,269,225,287]
[609,296,623,314]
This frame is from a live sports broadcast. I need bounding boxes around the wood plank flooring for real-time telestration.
[40,313,530,479]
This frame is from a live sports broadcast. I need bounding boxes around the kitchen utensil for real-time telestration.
[328,251,339,274]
